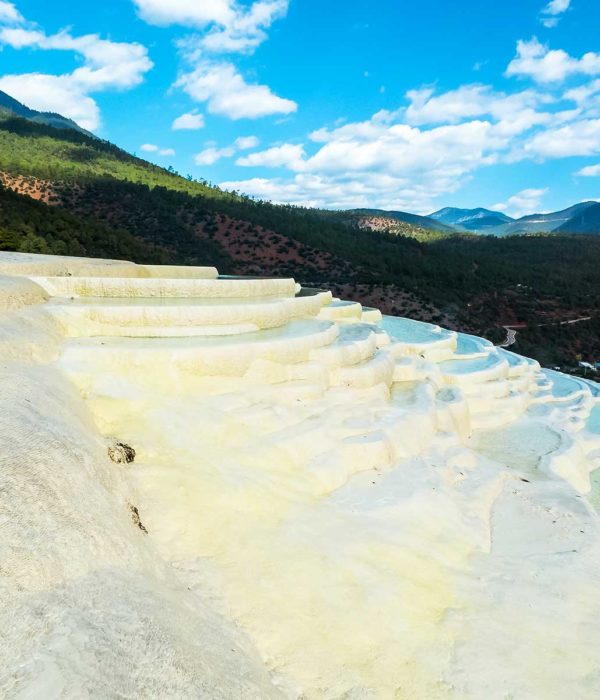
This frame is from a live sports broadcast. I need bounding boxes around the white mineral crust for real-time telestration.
[1,252,599,699]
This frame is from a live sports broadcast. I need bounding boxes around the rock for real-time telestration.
[108,441,136,464]
[128,503,148,534]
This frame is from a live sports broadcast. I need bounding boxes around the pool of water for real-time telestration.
[380,316,454,345]
[585,405,600,434]
[455,332,493,356]
[439,351,505,376]
[543,370,587,399]
[471,419,562,473]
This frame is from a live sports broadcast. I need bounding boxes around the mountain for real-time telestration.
[429,207,514,231]
[488,202,599,236]
[0,90,92,135]
[347,208,456,233]
[546,202,600,235]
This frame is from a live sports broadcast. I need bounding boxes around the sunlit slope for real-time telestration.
[2,252,600,698]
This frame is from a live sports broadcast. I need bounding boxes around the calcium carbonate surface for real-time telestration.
[1,252,599,699]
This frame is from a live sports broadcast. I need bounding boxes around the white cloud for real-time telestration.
[219,172,459,212]
[541,0,570,27]
[564,79,600,106]
[404,84,552,136]
[175,61,297,119]
[133,0,236,27]
[136,0,293,123]
[0,21,152,131]
[195,146,235,165]
[303,119,503,178]
[493,188,548,218]
[141,143,175,156]
[134,0,288,54]
[172,111,205,130]
[236,143,305,169]
[0,1,23,24]
[506,38,600,84]
[201,0,288,54]
[517,119,600,158]
[0,29,152,91]
[220,113,508,211]
[194,135,259,167]
[575,163,600,177]
[234,135,259,149]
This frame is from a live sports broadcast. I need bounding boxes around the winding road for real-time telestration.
[500,326,517,348]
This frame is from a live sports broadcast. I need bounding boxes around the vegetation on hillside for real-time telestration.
[0,184,168,262]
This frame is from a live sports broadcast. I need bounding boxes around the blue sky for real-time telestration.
[1,0,600,216]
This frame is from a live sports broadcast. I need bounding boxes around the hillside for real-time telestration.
[346,208,455,233]
[556,202,600,234]
[1,106,600,366]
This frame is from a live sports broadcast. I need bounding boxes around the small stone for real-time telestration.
[128,503,148,534]
[108,441,136,464]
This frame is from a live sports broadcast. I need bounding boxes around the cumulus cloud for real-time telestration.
[493,188,548,218]
[219,172,460,212]
[135,0,294,122]
[134,0,288,54]
[575,163,600,177]
[236,143,305,169]
[517,119,600,159]
[0,20,152,131]
[506,38,600,83]
[0,1,23,24]
[403,84,555,137]
[141,144,175,156]
[172,111,205,130]
[194,135,259,166]
[195,145,235,165]
[541,0,570,28]
[175,61,297,119]
[234,135,259,149]
[219,113,507,211]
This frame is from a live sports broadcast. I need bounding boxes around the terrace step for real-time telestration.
[46,293,330,337]
[31,276,298,299]
[331,350,395,389]
[59,319,340,380]
[318,298,363,321]
[309,323,379,370]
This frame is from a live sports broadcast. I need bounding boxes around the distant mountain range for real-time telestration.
[429,207,513,231]
[0,90,92,136]
[353,201,600,236]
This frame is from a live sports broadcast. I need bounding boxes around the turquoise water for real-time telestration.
[543,370,586,398]
[380,315,452,344]
[455,332,493,356]
[439,352,504,376]
[586,405,600,434]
